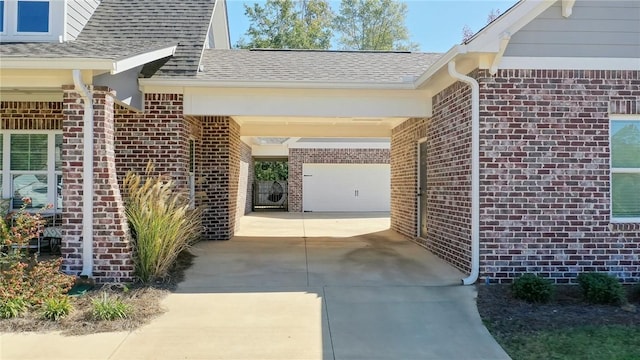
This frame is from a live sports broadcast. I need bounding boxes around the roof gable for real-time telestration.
[77,0,216,76]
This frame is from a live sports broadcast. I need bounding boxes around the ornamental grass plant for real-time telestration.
[123,164,202,283]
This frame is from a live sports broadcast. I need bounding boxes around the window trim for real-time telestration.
[1,130,62,211]
[0,1,6,34]
[0,0,63,41]
[609,116,640,223]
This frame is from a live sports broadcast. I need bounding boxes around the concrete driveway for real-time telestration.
[1,212,510,360]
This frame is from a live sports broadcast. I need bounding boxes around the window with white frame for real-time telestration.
[0,0,65,42]
[0,1,5,33]
[610,118,640,222]
[1,131,62,210]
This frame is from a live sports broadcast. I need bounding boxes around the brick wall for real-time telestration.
[114,94,188,187]
[199,116,242,239]
[478,69,640,283]
[390,118,426,238]
[288,148,390,212]
[62,86,133,282]
[0,101,63,130]
[391,81,474,275]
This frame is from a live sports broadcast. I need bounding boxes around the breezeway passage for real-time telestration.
[0,213,510,360]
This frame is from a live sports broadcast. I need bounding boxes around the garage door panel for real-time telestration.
[302,164,390,212]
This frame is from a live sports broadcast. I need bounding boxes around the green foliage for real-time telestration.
[511,273,554,303]
[0,257,75,307]
[0,298,28,319]
[577,272,626,305]
[239,0,333,49]
[41,296,73,321]
[333,0,418,50]
[254,161,288,181]
[91,293,131,321]
[499,325,640,360]
[123,164,203,283]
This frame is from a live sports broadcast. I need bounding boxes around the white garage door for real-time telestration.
[302,164,390,212]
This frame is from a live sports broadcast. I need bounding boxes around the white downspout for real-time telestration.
[72,70,94,277]
[447,61,480,285]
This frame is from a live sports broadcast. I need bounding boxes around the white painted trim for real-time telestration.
[72,69,94,278]
[562,0,576,18]
[112,46,177,74]
[448,61,480,286]
[241,123,391,138]
[609,116,640,224]
[1,130,62,207]
[0,45,177,74]
[141,78,417,90]
[611,218,640,224]
[610,114,640,120]
[1,0,65,42]
[490,32,511,75]
[289,142,390,149]
[499,56,640,70]
[416,137,428,238]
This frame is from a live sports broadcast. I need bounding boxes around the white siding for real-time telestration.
[504,0,640,58]
[66,0,101,40]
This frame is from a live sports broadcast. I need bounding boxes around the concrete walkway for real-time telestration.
[1,212,510,360]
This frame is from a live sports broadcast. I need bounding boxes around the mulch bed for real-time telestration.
[477,284,640,339]
[0,250,195,335]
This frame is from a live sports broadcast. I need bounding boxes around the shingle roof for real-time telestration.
[195,49,443,84]
[77,0,216,76]
[0,40,174,59]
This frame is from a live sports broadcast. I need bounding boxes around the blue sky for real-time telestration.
[226,0,519,52]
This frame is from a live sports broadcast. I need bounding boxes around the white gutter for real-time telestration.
[138,78,417,90]
[72,69,94,278]
[447,61,480,285]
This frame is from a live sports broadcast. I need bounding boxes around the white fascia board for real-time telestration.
[112,45,177,74]
[140,78,417,90]
[184,87,430,118]
[0,46,176,75]
[289,142,390,149]
[499,56,640,70]
[250,145,289,157]
[0,58,114,71]
[414,0,556,88]
[465,0,555,53]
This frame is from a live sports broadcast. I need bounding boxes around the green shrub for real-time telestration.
[0,298,27,319]
[92,293,131,321]
[511,273,554,303]
[122,164,202,283]
[42,296,73,321]
[577,272,626,305]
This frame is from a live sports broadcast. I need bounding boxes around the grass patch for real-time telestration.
[500,325,640,360]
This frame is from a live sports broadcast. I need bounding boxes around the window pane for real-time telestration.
[10,134,48,171]
[612,173,640,218]
[55,134,62,171]
[0,1,5,32]
[13,174,48,208]
[17,1,49,32]
[611,121,640,168]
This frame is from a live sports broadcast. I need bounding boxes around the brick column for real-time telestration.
[62,85,133,283]
[199,116,242,240]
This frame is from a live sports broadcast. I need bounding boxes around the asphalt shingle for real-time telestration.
[77,0,215,76]
[195,49,443,84]
[0,40,175,60]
